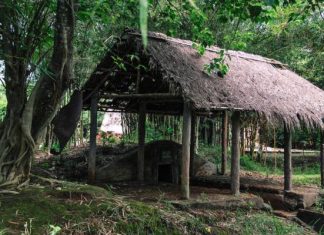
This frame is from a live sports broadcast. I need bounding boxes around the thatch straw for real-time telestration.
[83,30,324,129]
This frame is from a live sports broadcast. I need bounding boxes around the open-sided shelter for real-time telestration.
[82,30,324,198]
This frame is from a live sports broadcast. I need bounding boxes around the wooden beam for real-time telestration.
[137,103,146,181]
[88,93,98,183]
[101,93,181,99]
[284,124,292,191]
[320,131,324,188]
[190,114,196,177]
[231,111,241,196]
[221,111,228,175]
[181,102,192,199]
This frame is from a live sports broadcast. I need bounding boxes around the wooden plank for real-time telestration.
[137,103,146,181]
[190,114,196,177]
[320,131,324,188]
[88,93,98,183]
[181,102,192,199]
[284,125,292,191]
[231,111,241,196]
[221,111,228,175]
[101,93,181,99]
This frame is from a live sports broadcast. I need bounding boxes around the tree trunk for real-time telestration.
[0,0,75,189]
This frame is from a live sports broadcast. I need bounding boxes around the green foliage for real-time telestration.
[139,0,148,48]
[204,49,229,76]
[0,86,6,122]
[49,225,61,235]
[101,132,119,145]
[51,142,60,153]
[198,143,223,166]
[112,55,127,71]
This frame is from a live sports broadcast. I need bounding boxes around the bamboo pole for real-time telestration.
[231,111,241,196]
[137,103,146,182]
[284,124,292,191]
[320,131,324,188]
[190,114,196,177]
[221,111,228,175]
[88,93,98,183]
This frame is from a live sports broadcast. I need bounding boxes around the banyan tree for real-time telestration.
[81,30,324,199]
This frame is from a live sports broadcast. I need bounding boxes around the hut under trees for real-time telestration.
[82,30,324,199]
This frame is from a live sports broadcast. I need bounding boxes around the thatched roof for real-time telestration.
[83,30,324,129]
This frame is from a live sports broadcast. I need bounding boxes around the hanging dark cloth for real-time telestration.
[51,90,83,154]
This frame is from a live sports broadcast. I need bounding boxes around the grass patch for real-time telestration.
[0,180,209,234]
[0,179,310,235]
[240,155,321,186]
[235,211,305,235]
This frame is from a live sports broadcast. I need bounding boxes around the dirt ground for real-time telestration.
[110,182,258,202]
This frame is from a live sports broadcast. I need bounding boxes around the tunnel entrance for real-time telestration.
[158,164,173,183]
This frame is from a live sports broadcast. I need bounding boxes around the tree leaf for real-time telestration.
[139,0,148,48]
[187,0,198,10]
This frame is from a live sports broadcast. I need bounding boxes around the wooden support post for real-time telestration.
[320,131,324,188]
[137,103,146,182]
[221,111,228,175]
[284,124,292,191]
[88,93,98,183]
[231,111,241,196]
[190,114,196,177]
[181,102,192,199]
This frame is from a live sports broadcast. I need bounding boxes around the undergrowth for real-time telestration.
[0,179,310,235]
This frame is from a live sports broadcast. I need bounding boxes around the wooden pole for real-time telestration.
[221,111,228,175]
[137,103,146,182]
[190,114,196,177]
[284,124,292,191]
[231,111,241,196]
[181,102,192,199]
[88,93,98,183]
[320,131,324,188]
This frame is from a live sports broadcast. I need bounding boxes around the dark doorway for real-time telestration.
[158,164,172,183]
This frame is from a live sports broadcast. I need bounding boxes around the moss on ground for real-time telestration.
[0,179,312,235]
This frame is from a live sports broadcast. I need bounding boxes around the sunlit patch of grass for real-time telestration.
[235,211,306,235]
[0,229,7,235]
[240,155,282,175]
[240,155,321,186]
[293,174,320,186]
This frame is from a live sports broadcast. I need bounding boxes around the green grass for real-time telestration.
[0,180,213,235]
[235,211,305,235]
[240,155,321,186]
[0,179,309,235]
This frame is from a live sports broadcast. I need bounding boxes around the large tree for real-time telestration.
[0,0,75,189]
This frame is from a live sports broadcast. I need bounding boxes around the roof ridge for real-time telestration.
[128,31,286,67]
